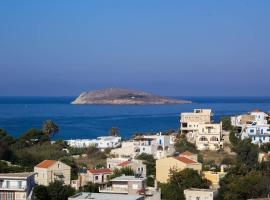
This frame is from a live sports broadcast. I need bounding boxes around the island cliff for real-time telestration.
[71,88,192,105]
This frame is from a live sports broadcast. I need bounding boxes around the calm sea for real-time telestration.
[0,96,269,140]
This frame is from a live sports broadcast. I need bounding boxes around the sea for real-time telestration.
[0,96,270,140]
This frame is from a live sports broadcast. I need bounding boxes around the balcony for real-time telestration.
[0,185,26,191]
[99,186,128,194]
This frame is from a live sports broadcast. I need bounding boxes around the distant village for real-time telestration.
[1,108,270,200]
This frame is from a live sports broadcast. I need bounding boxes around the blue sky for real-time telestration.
[0,0,269,96]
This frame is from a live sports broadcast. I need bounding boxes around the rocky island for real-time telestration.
[71,88,192,105]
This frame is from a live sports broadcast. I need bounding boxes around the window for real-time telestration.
[132,184,138,189]
[250,129,254,133]
[263,136,265,140]
[141,167,143,171]
[6,181,10,188]
[199,136,207,141]
[0,180,3,188]
[138,168,140,171]
[95,176,98,180]
[253,137,256,141]
[18,181,22,189]
[58,164,60,168]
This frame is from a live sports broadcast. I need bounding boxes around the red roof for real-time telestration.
[251,109,263,113]
[181,151,194,156]
[174,156,197,164]
[88,169,113,174]
[36,160,57,168]
[117,160,131,167]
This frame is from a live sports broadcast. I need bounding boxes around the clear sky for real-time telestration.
[0,0,269,96]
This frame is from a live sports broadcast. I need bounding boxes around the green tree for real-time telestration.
[229,128,240,147]
[217,171,269,200]
[42,120,60,138]
[33,185,49,200]
[110,127,120,137]
[221,116,232,131]
[47,181,75,200]
[0,141,13,161]
[82,182,99,193]
[160,168,210,200]
[0,128,15,145]
[235,139,259,169]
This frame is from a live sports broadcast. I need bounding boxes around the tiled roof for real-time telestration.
[181,151,194,156]
[251,109,263,113]
[36,160,57,168]
[174,156,197,164]
[117,160,131,167]
[88,169,113,174]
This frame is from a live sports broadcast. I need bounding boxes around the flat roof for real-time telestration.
[184,188,217,192]
[111,175,145,182]
[0,172,36,179]
[69,192,143,200]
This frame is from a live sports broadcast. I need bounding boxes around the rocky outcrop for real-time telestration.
[71,88,192,105]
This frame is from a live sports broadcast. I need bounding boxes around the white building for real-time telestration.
[66,136,121,149]
[184,188,218,200]
[110,133,175,159]
[231,109,270,144]
[68,192,144,200]
[195,123,223,151]
[180,109,213,143]
[0,172,36,200]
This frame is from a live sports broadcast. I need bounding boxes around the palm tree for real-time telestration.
[42,120,60,138]
[110,127,120,137]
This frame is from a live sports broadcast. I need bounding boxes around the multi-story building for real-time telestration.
[34,160,71,186]
[195,122,223,150]
[99,175,146,195]
[231,109,270,144]
[0,172,36,200]
[184,188,218,200]
[156,151,202,183]
[180,109,213,143]
[110,133,175,159]
[107,158,147,177]
[86,169,113,184]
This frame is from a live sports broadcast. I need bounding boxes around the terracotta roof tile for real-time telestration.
[36,160,57,168]
[174,156,197,164]
[88,169,113,174]
[181,151,194,156]
[251,109,263,113]
[117,161,131,167]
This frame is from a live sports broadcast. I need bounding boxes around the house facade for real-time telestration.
[110,133,175,159]
[184,188,218,200]
[99,175,146,195]
[156,151,202,183]
[0,172,36,200]
[34,160,71,186]
[86,169,113,184]
[195,122,223,150]
[180,109,213,143]
[107,158,147,177]
[231,109,270,144]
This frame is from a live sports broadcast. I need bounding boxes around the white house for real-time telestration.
[0,172,36,200]
[184,188,218,200]
[66,136,121,149]
[231,109,270,144]
[110,133,175,159]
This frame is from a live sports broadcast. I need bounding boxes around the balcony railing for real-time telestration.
[0,186,26,191]
[99,186,128,194]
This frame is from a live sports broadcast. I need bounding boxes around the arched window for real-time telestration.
[210,136,219,141]
[199,136,208,141]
